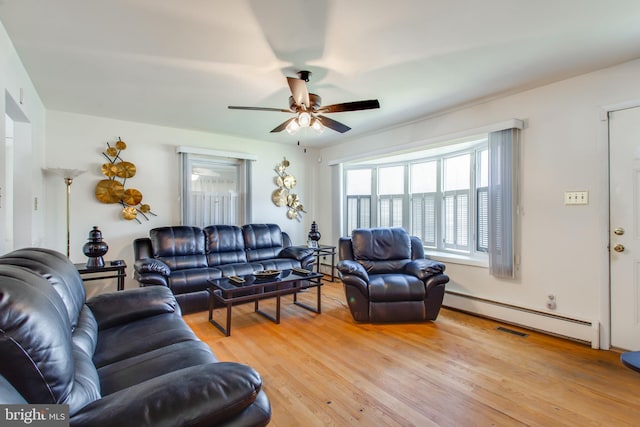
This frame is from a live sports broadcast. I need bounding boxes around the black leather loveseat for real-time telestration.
[133,223,314,313]
[337,227,449,323]
[0,248,271,427]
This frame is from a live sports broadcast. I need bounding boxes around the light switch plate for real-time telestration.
[564,191,589,205]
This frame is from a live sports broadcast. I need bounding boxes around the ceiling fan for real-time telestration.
[228,71,380,134]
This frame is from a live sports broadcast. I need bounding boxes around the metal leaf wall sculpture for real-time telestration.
[95,137,157,223]
[272,157,306,221]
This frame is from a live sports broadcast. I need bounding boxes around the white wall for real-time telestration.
[317,58,640,345]
[44,111,319,291]
[0,22,46,251]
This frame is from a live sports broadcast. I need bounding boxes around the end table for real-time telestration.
[310,245,336,282]
[75,260,127,291]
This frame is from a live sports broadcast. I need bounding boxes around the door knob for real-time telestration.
[614,244,625,253]
[614,227,625,236]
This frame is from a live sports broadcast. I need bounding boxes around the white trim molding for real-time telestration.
[328,118,524,166]
[176,146,257,161]
[444,291,599,349]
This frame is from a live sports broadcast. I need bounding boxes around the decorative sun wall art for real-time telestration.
[94,137,157,223]
[272,157,306,221]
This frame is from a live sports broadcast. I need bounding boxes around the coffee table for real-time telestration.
[207,269,323,336]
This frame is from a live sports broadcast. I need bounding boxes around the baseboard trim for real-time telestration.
[443,290,599,349]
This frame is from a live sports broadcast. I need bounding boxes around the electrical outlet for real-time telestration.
[546,294,557,310]
[564,191,588,205]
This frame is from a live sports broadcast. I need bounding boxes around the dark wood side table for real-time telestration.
[74,260,127,291]
[310,245,336,282]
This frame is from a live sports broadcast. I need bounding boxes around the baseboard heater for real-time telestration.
[443,290,599,349]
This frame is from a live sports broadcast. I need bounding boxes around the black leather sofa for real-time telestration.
[0,247,271,427]
[134,223,314,313]
[337,227,449,323]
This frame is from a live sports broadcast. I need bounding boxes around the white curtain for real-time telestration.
[488,128,520,279]
[180,153,252,226]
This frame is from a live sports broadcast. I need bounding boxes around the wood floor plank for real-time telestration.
[184,279,640,426]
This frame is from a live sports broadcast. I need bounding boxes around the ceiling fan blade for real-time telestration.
[270,117,296,133]
[318,99,380,113]
[317,115,351,133]
[287,77,310,109]
[228,106,292,112]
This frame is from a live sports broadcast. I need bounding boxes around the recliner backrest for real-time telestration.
[0,248,86,329]
[349,228,413,274]
[204,225,247,266]
[351,227,412,260]
[242,224,286,262]
[0,266,87,406]
[150,226,207,270]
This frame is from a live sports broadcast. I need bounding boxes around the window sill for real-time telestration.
[424,250,489,268]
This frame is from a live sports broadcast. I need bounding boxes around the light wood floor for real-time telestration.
[184,279,640,426]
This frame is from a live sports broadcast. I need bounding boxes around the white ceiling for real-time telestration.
[2,0,640,147]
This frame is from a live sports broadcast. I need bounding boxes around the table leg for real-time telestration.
[225,304,232,335]
[117,268,125,290]
[255,297,280,324]
[330,252,336,282]
[294,280,322,314]
[208,295,232,336]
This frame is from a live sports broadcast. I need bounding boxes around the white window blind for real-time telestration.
[488,128,520,278]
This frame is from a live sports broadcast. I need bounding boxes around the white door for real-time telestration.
[610,106,640,350]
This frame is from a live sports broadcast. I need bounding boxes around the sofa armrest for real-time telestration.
[86,286,178,330]
[425,273,450,292]
[337,260,369,282]
[134,258,171,276]
[70,362,271,427]
[278,245,314,261]
[134,271,169,288]
[405,259,446,280]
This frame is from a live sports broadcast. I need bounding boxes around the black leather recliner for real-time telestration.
[0,247,271,426]
[337,227,449,323]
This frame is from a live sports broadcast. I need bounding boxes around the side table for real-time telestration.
[74,260,127,291]
[310,245,336,282]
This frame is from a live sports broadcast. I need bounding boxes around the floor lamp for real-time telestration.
[45,168,86,258]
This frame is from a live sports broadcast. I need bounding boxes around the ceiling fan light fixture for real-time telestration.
[286,119,300,134]
[311,117,324,133]
[229,70,379,135]
[298,112,311,127]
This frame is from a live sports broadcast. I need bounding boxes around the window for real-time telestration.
[378,166,404,227]
[343,137,488,257]
[180,150,252,227]
[345,168,372,230]
[476,149,489,252]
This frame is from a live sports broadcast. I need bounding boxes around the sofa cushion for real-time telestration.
[255,258,303,271]
[86,285,179,330]
[214,262,262,277]
[92,312,203,368]
[168,267,221,295]
[368,274,426,302]
[150,226,207,270]
[242,224,285,262]
[98,340,217,395]
[204,225,248,265]
[351,227,412,261]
